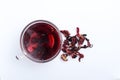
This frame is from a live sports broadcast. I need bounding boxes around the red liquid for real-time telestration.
[21,20,61,63]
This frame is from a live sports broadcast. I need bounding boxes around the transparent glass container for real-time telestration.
[20,20,62,63]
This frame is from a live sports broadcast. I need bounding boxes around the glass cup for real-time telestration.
[20,20,62,63]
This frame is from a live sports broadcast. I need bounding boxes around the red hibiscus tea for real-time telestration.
[20,20,62,63]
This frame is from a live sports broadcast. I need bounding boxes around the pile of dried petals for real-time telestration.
[60,27,93,62]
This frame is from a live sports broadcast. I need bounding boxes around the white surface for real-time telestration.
[0,0,120,80]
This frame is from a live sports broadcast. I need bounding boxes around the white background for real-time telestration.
[0,0,120,80]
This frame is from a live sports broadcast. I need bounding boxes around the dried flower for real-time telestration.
[60,27,92,62]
